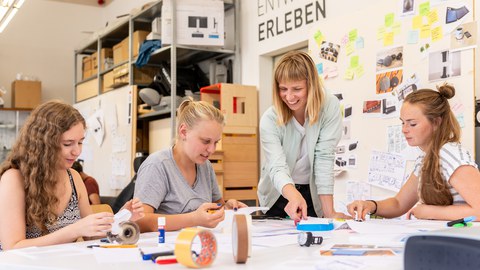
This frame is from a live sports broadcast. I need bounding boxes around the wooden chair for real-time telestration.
[91,204,113,214]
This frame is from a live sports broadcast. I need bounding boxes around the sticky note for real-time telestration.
[419,2,430,16]
[355,65,365,78]
[385,13,394,27]
[428,9,439,24]
[350,55,359,68]
[431,26,442,42]
[349,29,358,42]
[383,32,394,46]
[420,25,431,39]
[407,30,419,44]
[356,37,364,49]
[412,15,423,29]
[316,63,323,75]
[344,68,354,80]
[377,26,386,40]
[346,41,354,56]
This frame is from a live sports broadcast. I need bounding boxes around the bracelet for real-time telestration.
[366,200,377,215]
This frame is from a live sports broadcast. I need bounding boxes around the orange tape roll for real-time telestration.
[175,227,217,268]
[232,214,250,264]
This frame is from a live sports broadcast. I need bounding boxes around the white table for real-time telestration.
[2,219,447,270]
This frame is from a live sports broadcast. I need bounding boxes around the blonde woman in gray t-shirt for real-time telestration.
[135,98,247,232]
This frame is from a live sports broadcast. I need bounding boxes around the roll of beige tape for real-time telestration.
[232,214,249,263]
[175,227,217,268]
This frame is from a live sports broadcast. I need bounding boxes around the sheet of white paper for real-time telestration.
[213,207,269,232]
[9,246,91,260]
[347,220,419,234]
[92,247,142,263]
[87,110,105,147]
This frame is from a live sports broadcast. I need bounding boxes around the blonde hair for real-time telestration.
[272,51,325,125]
[0,100,85,233]
[176,97,224,137]
[403,83,460,206]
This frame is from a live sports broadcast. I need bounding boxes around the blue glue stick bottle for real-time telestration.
[158,217,166,246]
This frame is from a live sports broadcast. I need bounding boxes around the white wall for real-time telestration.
[239,0,479,211]
[0,0,152,107]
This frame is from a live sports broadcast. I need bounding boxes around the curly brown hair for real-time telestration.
[403,83,460,206]
[0,100,85,233]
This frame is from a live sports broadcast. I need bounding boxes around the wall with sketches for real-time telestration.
[306,0,476,209]
[73,86,134,197]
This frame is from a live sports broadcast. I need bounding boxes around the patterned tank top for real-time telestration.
[25,169,81,238]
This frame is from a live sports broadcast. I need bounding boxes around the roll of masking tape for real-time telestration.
[175,227,217,268]
[232,214,250,263]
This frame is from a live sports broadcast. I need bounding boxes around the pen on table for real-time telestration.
[447,216,476,227]
[87,244,138,248]
[139,249,175,261]
[155,257,177,265]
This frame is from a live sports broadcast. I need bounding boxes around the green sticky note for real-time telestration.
[419,2,430,16]
[350,55,359,68]
[385,13,394,27]
[349,29,358,42]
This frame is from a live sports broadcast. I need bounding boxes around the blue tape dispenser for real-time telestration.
[296,218,334,231]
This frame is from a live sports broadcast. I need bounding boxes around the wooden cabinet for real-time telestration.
[201,83,259,205]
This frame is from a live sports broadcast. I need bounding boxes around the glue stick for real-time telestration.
[158,217,166,246]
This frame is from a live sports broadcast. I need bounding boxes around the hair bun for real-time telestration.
[437,83,455,99]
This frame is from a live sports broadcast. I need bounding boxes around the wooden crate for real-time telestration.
[224,188,258,205]
[223,162,258,187]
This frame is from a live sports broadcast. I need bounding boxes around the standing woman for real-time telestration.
[0,101,144,250]
[134,98,247,232]
[258,51,350,221]
[348,84,480,220]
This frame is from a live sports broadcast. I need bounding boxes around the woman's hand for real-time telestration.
[224,199,248,210]
[284,195,308,222]
[121,198,145,221]
[347,200,376,221]
[74,212,114,238]
[193,203,225,228]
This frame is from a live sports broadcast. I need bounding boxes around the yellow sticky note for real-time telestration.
[349,29,358,42]
[355,65,365,78]
[377,26,386,40]
[419,2,430,16]
[412,15,423,29]
[431,26,443,42]
[350,55,359,68]
[346,42,354,56]
[383,32,394,46]
[385,13,394,27]
[344,68,354,80]
[314,30,324,47]
[392,21,401,35]
[420,25,431,39]
[428,9,439,24]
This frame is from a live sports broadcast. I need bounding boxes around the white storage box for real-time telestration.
[162,0,224,47]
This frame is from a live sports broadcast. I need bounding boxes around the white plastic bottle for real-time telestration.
[158,217,166,246]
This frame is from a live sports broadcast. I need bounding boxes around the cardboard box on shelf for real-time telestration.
[11,80,42,109]
[113,38,129,65]
[162,0,224,47]
[132,30,149,57]
[91,51,98,75]
[100,48,113,71]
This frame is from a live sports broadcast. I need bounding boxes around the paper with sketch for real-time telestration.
[86,109,105,147]
[367,150,406,192]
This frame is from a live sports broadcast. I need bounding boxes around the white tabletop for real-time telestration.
[0,218,452,270]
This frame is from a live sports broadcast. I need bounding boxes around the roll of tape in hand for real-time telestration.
[175,227,217,268]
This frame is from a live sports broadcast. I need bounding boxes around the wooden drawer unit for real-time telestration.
[222,134,258,162]
[223,162,258,187]
[224,188,258,203]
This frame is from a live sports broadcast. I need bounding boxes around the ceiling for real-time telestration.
[45,0,113,7]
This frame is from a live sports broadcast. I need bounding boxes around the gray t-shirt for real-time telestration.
[134,147,222,214]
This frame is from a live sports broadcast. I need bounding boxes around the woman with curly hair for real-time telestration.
[348,84,480,221]
[0,100,144,250]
